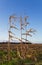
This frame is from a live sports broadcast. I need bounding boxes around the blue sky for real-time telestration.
[0,0,42,43]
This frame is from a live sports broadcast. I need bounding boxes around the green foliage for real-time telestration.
[0,50,3,56]
[10,50,17,58]
[0,50,42,65]
[23,58,33,63]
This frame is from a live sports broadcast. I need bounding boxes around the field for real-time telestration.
[0,42,42,65]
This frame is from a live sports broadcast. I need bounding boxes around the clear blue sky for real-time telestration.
[0,0,42,43]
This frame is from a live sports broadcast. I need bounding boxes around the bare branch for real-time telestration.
[10,25,18,30]
[22,33,32,37]
[8,31,15,35]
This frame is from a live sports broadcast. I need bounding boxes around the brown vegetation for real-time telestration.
[0,42,42,61]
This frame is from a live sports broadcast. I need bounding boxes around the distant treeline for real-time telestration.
[0,42,32,44]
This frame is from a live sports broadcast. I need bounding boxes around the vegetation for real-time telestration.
[0,43,42,65]
[0,48,42,65]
